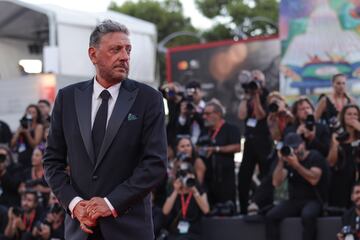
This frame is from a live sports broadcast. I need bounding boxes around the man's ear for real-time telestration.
[88,47,97,65]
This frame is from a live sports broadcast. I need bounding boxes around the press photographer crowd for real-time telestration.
[0,71,359,240]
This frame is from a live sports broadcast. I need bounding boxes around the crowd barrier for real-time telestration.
[201,216,342,240]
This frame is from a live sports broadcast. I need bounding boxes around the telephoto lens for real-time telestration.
[305,114,315,131]
[280,145,293,157]
[268,102,279,113]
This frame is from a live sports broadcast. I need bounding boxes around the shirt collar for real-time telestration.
[93,76,121,100]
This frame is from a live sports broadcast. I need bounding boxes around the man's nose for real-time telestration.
[119,48,130,60]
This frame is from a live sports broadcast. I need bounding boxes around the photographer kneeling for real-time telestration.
[328,104,360,209]
[337,182,360,240]
[162,162,209,240]
[266,133,328,240]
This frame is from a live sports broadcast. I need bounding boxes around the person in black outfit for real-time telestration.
[0,146,22,208]
[0,120,12,145]
[10,105,44,170]
[4,190,43,240]
[337,182,360,240]
[37,100,51,125]
[238,70,272,214]
[162,162,210,240]
[327,104,360,209]
[265,133,329,240]
[247,92,294,214]
[315,73,356,124]
[161,81,205,148]
[199,100,240,207]
[284,97,330,157]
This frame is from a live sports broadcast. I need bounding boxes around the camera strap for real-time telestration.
[23,211,36,232]
[211,120,225,141]
[180,192,193,219]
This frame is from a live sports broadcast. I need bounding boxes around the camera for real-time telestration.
[50,203,63,214]
[280,145,293,157]
[0,154,6,163]
[268,102,279,113]
[25,179,43,188]
[209,201,235,217]
[197,134,214,158]
[12,207,23,217]
[20,114,32,129]
[242,80,262,93]
[238,70,262,94]
[340,225,357,240]
[329,117,350,143]
[176,162,196,188]
[305,114,315,131]
[176,152,191,162]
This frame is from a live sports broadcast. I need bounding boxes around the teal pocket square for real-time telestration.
[128,113,138,121]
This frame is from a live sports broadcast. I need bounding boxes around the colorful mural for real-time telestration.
[280,0,360,100]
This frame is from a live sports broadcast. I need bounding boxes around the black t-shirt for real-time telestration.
[244,88,270,138]
[329,143,358,208]
[211,122,241,167]
[284,122,330,157]
[286,150,329,201]
[341,207,360,236]
[167,188,205,235]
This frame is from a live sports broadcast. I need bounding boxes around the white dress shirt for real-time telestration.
[69,77,121,217]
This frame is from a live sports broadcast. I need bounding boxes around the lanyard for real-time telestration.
[23,211,36,232]
[210,120,225,141]
[180,192,193,219]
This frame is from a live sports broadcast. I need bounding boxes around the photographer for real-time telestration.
[266,133,328,240]
[173,136,206,185]
[246,92,294,215]
[175,81,205,145]
[199,100,240,208]
[238,70,272,214]
[337,182,360,240]
[18,145,50,208]
[162,162,209,240]
[0,146,22,208]
[284,97,330,157]
[29,193,65,240]
[267,91,294,141]
[10,105,44,170]
[4,190,42,240]
[327,104,360,208]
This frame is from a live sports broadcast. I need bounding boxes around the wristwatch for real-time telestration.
[215,146,220,152]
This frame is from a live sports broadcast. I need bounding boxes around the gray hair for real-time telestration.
[206,98,226,117]
[89,20,129,47]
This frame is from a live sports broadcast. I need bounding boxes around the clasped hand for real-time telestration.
[73,197,112,234]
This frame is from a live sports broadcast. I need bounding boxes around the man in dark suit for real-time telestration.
[43,20,167,240]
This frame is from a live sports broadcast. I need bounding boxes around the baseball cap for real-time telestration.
[283,133,304,148]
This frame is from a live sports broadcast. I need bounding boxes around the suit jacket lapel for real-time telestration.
[93,79,139,171]
[75,80,95,165]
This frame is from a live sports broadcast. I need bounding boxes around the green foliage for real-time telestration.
[195,0,279,38]
[109,0,198,44]
[202,23,233,41]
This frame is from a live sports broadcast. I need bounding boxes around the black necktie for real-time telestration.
[92,90,111,159]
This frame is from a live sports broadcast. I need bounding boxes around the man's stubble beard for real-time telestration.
[98,68,128,84]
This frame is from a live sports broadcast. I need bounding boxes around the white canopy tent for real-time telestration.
[0,0,158,130]
[0,0,157,83]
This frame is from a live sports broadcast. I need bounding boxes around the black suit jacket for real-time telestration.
[43,79,167,240]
